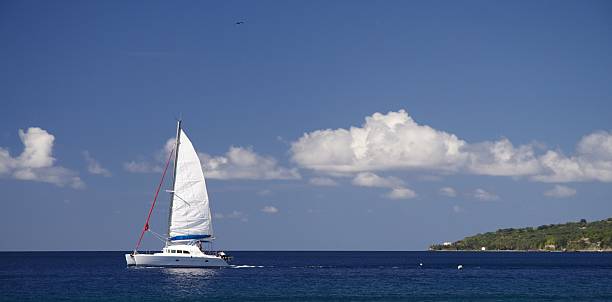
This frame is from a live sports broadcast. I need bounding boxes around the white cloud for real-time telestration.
[261,206,279,214]
[13,166,84,189]
[439,187,457,197]
[200,147,300,180]
[0,127,84,188]
[123,138,174,174]
[123,160,162,173]
[83,151,111,177]
[17,127,55,168]
[532,151,583,182]
[473,188,499,201]
[352,172,416,199]
[352,172,403,188]
[533,131,612,183]
[290,110,612,183]
[466,139,541,176]
[291,110,467,173]
[0,148,12,174]
[215,210,248,222]
[125,139,299,181]
[386,187,417,200]
[544,185,577,198]
[309,177,338,186]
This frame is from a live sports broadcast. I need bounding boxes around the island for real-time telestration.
[430,217,612,252]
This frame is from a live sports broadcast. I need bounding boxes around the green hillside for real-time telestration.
[430,218,612,251]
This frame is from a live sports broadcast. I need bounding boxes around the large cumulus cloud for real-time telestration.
[291,110,467,173]
[291,110,612,183]
[0,127,84,188]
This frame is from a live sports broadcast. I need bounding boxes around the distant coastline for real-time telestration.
[430,218,612,252]
[430,249,612,252]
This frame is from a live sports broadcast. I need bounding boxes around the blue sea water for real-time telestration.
[1,251,612,301]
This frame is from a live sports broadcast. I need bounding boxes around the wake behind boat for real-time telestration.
[125,121,231,268]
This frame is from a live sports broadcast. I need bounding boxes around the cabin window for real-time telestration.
[184,251,190,254]
[177,250,183,253]
[170,250,176,253]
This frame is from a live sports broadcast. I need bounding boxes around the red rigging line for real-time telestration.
[133,148,175,254]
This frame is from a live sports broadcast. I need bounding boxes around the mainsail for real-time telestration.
[168,126,213,241]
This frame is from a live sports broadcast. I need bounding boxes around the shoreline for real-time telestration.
[430,249,612,253]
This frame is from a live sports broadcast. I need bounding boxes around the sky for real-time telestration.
[1,0,611,251]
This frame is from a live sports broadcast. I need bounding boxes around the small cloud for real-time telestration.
[261,206,279,214]
[83,151,111,177]
[123,161,162,173]
[123,138,173,173]
[453,205,464,213]
[353,172,415,200]
[276,136,289,145]
[439,187,457,197]
[200,146,300,180]
[473,188,499,201]
[544,185,577,198]
[352,172,403,188]
[215,210,248,222]
[227,210,245,219]
[309,177,338,186]
[386,187,417,200]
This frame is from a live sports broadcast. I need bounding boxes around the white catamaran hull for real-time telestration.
[125,253,228,268]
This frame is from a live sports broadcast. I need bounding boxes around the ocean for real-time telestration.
[1,251,612,301]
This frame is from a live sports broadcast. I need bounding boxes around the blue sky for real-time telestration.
[1,1,611,251]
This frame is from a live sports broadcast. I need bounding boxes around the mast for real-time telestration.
[167,120,182,241]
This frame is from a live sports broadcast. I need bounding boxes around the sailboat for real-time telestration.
[125,121,230,268]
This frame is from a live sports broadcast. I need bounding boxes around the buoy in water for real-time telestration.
[457,265,463,270]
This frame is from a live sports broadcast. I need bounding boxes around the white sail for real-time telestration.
[168,129,213,241]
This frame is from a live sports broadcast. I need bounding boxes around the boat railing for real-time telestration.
[133,250,158,255]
